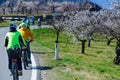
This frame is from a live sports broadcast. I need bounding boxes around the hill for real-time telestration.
[0,0,102,14]
[0,0,87,14]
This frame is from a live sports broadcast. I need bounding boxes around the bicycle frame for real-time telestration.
[22,40,32,69]
[11,59,19,80]
[22,47,29,69]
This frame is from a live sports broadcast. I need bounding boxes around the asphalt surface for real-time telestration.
[0,25,48,80]
[0,27,32,80]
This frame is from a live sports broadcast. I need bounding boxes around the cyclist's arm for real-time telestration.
[19,35,26,46]
[27,29,34,41]
[4,36,9,47]
[27,25,30,30]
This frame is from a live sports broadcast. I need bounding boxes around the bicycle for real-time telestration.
[22,46,29,69]
[11,58,19,80]
[22,40,32,69]
[9,47,21,80]
[113,56,120,64]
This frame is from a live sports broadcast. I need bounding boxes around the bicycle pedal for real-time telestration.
[18,71,23,76]
[26,66,32,70]
[28,63,32,66]
[10,74,13,76]
[19,74,23,76]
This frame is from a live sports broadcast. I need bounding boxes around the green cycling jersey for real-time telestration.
[4,31,26,49]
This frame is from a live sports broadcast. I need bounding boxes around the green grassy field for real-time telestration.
[0,20,39,27]
[0,20,21,27]
[31,28,120,80]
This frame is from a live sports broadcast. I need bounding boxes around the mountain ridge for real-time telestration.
[0,0,101,14]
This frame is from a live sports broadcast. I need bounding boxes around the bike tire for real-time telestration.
[113,56,120,64]
[23,53,29,69]
[23,60,28,69]
[12,62,19,80]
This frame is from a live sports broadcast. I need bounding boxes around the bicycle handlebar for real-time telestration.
[26,40,33,44]
[22,46,27,50]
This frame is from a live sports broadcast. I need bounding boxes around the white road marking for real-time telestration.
[31,53,37,80]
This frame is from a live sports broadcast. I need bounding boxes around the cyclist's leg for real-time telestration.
[7,50,12,72]
[27,42,31,63]
[17,58,23,75]
[8,58,12,69]
[17,58,22,70]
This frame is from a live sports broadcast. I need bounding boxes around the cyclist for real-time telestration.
[18,23,34,64]
[4,24,26,76]
[26,17,31,26]
[38,17,41,26]
[31,16,35,25]
[18,18,30,30]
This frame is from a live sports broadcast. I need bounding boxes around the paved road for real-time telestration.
[0,27,36,80]
[30,25,52,29]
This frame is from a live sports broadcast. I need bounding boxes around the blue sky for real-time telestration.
[90,0,112,9]
[90,0,120,9]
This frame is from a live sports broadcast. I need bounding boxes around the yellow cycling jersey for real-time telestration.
[18,27,33,40]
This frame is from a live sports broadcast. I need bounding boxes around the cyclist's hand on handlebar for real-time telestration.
[26,40,33,43]
[22,46,27,49]
[30,40,33,42]
[29,40,33,43]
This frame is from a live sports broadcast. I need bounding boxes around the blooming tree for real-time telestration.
[61,9,120,54]
[51,4,120,63]
[51,14,66,60]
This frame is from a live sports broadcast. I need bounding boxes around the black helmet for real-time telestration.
[9,24,17,31]
[9,24,16,29]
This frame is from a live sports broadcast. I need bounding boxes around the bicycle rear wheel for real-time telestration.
[12,62,19,80]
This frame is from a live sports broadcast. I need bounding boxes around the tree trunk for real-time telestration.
[55,31,59,60]
[88,39,91,47]
[107,39,111,45]
[81,40,86,54]
[113,40,120,64]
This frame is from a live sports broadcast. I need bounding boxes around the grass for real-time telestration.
[0,20,21,27]
[0,20,39,27]
[31,28,120,80]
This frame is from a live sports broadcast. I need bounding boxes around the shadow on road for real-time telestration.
[32,66,52,70]
[32,51,46,54]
